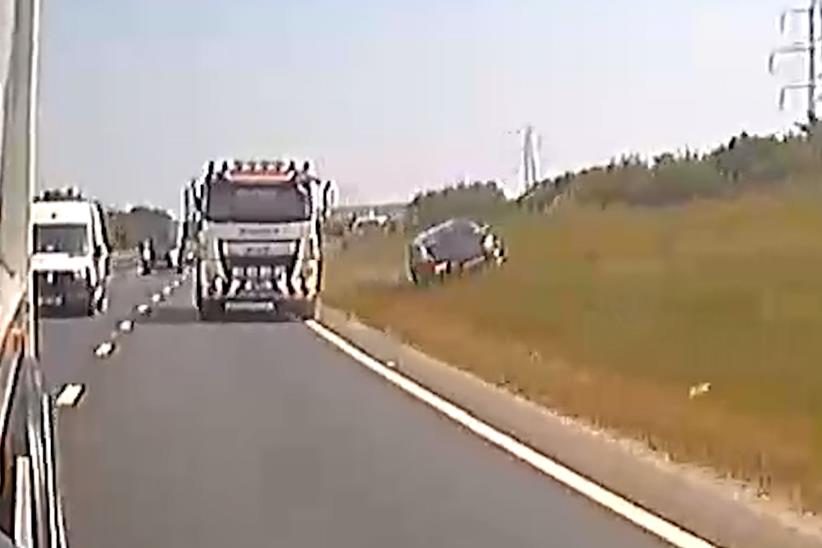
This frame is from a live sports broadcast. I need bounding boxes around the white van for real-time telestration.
[30,192,111,316]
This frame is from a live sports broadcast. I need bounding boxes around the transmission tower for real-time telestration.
[769,1,822,129]
[512,124,541,197]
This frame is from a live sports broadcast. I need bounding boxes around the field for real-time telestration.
[324,187,822,511]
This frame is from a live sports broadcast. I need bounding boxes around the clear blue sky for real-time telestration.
[40,0,805,209]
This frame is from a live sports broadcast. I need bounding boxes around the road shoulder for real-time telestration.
[317,304,822,548]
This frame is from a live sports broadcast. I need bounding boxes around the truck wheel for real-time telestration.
[198,299,223,322]
[193,261,205,310]
[297,299,318,321]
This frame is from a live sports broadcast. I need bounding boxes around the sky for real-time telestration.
[39,0,810,209]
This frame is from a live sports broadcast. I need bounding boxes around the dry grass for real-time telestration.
[325,188,822,511]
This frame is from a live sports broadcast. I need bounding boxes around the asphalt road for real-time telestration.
[41,270,667,548]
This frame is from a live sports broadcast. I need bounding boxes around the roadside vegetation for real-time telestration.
[107,206,175,250]
[325,128,822,512]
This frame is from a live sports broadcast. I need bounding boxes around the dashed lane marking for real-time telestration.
[94,341,115,358]
[305,320,717,548]
[55,384,85,408]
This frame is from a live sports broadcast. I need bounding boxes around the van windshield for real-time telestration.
[34,224,89,256]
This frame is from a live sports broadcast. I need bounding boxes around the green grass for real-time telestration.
[325,189,822,511]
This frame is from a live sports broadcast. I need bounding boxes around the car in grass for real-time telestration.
[406,218,506,286]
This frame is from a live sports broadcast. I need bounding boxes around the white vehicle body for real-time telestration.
[193,159,337,321]
[30,197,110,315]
[351,209,390,232]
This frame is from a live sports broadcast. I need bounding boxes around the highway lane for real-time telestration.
[41,267,176,391]
[45,273,667,548]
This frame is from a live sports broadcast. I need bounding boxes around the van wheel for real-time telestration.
[86,291,97,317]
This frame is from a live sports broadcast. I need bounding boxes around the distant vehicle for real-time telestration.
[31,189,111,316]
[406,218,506,286]
[191,158,338,321]
[350,209,390,233]
[137,237,174,275]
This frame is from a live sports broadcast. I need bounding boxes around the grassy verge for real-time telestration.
[325,188,822,512]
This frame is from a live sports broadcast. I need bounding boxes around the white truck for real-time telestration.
[191,159,337,321]
[30,189,111,316]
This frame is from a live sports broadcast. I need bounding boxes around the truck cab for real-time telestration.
[30,190,111,316]
[192,159,337,321]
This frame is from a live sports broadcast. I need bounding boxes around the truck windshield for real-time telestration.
[34,224,89,256]
[205,183,311,223]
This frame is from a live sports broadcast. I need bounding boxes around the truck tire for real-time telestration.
[198,299,223,322]
[303,299,318,321]
[193,261,203,311]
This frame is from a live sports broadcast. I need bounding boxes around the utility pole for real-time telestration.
[770,1,821,130]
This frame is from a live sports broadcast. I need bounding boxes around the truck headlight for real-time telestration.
[73,270,87,280]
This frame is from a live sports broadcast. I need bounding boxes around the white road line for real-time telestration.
[42,393,62,544]
[55,384,85,408]
[14,456,32,548]
[118,319,134,333]
[305,320,717,548]
[0,352,22,445]
[94,341,114,358]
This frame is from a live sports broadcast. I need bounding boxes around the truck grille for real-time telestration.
[219,239,299,274]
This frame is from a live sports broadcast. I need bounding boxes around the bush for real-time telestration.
[406,180,510,230]
[520,127,822,209]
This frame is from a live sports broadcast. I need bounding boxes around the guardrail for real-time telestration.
[0,344,67,548]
